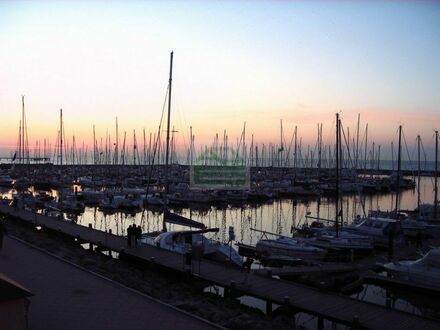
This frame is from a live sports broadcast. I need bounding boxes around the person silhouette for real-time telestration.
[127,225,133,247]
[0,220,8,251]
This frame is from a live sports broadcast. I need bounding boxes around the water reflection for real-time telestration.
[0,177,433,246]
[71,177,432,247]
[354,284,440,319]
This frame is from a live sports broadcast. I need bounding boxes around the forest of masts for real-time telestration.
[13,96,437,171]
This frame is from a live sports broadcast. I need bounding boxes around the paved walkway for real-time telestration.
[0,237,219,330]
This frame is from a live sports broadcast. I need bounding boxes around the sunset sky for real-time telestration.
[0,1,439,160]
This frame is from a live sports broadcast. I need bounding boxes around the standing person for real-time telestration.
[246,257,254,273]
[241,257,251,273]
[127,225,132,247]
[131,224,138,246]
[0,219,8,251]
[241,257,254,285]
[135,225,142,247]
[416,230,423,248]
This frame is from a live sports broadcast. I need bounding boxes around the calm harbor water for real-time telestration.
[74,176,436,247]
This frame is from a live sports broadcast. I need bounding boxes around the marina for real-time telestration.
[1,2,439,329]
[1,63,439,328]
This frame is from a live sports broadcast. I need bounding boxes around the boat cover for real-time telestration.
[164,211,206,229]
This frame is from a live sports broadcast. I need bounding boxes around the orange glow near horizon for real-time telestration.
[1,104,438,160]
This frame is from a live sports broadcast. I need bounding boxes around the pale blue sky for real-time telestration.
[0,1,439,156]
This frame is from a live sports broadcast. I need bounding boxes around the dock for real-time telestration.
[1,203,439,330]
[254,264,358,277]
[363,271,440,295]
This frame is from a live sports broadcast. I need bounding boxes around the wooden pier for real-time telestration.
[254,263,358,277]
[1,204,439,330]
[363,271,440,295]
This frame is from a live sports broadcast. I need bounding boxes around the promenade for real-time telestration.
[0,236,219,330]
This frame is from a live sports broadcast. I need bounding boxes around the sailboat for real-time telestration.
[298,114,374,255]
[411,131,439,224]
[351,127,439,242]
[341,126,407,248]
[399,133,440,238]
[139,52,242,267]
[249,116,373,261]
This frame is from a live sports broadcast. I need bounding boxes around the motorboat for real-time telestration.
[400,218,440,239]
[81,189,106,204]
[35,190,54,203]
[343,217,403,247]
[46,194,85,213]
[384,248,440,289]
[247,186,277,202]
[76,176,95,187]
[145,193,165,206]
[295,219,373,254]
[366,210,440,238]
[225,190,249,203]
[168,191,212,206]
[255,237,327,261]
[304,230,373,254]
[386,172,416,190]
[412,203,440,222]
[280,185,321,198]
[99,194,142,211]
[60,195,85,213]
[0,174,13,187]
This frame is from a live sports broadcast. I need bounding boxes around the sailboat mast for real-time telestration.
[114,117,119,165]
[121,131,126,165]
[165,51,173,191]
[391,142,394,171]
[93,125,96,164]
[143,128,146,165]
[395,125,402,218]
[190,126,193,166]
[318,123,322,177]
[435,130,438,221]
[241,122,246,166]
[294,126,297,178]
[21,96,25,164]
[163,51,174,231]
[72,135,76,165]
[364,124,368,171]
[243,122,246,166]
[280,119,283,167]
[60,109,63,166]
[18,120,21,164]
[335,113,340,237]
[355,113,360,170]
[133,130,136,165]
[417,135,421,214]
